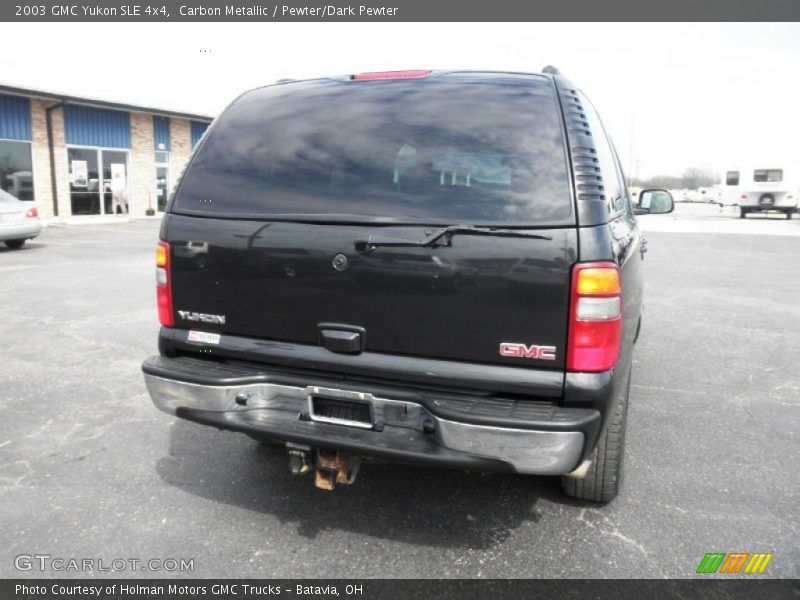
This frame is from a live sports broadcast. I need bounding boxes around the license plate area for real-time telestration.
[307,386,375,429]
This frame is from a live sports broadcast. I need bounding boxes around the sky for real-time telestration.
[1,22,799,179]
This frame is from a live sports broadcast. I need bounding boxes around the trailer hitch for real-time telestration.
[286,443,313,476]
[314,449,362,491]
[286,445,362,491]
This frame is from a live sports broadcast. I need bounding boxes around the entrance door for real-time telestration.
[102,150,129,215]
[68,147,129,216]
[68,148,100,215]
[156,166,169,212]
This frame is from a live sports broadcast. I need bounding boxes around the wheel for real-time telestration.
[739,208,746,219]
[4,239,25,249]
[787,211,793,220]
[561,370,630,503]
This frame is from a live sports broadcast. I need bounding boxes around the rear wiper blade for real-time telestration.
[354,225,552,253]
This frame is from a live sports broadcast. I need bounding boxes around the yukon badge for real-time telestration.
[499,342,556,360]
[177,310,226,325]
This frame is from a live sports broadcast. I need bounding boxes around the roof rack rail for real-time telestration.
[542,65,561,75]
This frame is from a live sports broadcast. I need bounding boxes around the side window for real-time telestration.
[579,92,626,217]
[726,171,739,186]
[609,141,635,219]
[754,169,782,183]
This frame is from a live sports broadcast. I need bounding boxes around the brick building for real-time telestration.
[0,84,213,220]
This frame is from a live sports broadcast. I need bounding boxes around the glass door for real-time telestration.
[69,148,130,216]
[156,166,169,212]
[155,150,170,212]
[102,150,129,215]
[68,148,101,215]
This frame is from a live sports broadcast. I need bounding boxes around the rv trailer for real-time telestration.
[721,166,799,218]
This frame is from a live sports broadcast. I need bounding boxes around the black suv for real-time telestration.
[142,68,673,502]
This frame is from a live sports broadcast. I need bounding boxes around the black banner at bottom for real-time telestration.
[2,579,799,600]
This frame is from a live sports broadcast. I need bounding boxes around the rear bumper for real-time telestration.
[740,193,798,209]
[143,355,601,475]
[0,220,41,241]
[741,205,797,211]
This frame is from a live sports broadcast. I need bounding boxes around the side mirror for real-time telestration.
[634,189,675,215]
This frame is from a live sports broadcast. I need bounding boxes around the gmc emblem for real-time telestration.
[499,342,557,360]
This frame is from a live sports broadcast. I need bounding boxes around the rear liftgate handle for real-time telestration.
[317,323,366,354]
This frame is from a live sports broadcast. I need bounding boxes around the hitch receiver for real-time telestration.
[286,443,312,475]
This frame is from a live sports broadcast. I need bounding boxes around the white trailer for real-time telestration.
[721,166,799,218]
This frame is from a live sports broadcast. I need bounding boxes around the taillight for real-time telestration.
[567,262,622,373]
[352,70,430,81]
[26,207,38,218]
[155,241,174,327]
[741,194,748,199]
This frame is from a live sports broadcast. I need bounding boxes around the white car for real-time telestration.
[0,189,41,249]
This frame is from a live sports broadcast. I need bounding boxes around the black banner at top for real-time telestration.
[4,0,800,21]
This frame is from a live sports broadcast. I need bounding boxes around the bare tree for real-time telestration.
[681,167,717,190]
[631,167,718,190]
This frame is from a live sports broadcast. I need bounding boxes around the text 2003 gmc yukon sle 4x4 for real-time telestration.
[142,68,674,502]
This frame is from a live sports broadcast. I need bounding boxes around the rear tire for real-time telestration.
[4,239,25,249]
[787,211,793,220]
[739,208,746,219]
[561,370,630,503]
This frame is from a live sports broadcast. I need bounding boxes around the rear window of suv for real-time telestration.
[172,73,574,226]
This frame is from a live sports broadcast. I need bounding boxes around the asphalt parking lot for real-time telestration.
[1,203,798,579]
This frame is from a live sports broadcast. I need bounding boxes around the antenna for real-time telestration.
[542,65,561,75]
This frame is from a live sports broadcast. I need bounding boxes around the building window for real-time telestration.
[726,171,739,186]
[0,139,34,200]
[153,116,170,151]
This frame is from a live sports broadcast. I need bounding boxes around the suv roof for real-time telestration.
[264,68,563,89]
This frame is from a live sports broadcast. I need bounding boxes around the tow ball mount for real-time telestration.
[286,445,362,491]
[314,449,362,491]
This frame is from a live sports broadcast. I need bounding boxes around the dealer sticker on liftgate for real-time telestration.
[187,330,221,344]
